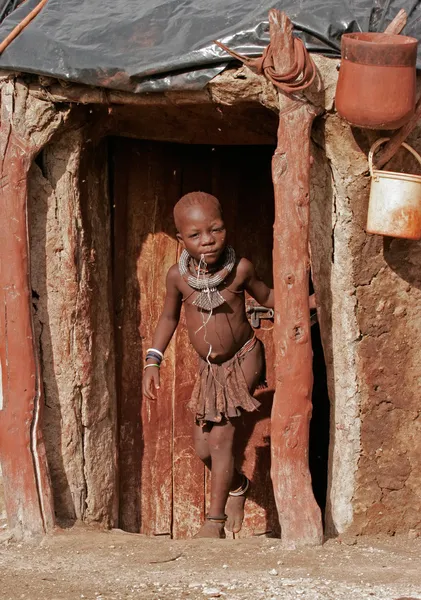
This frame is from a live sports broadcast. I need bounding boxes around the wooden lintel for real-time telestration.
[27,66,279,112]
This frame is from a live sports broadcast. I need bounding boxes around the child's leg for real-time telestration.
[193,422,212,469]
[194,419,237,538]
[226,341,265,533]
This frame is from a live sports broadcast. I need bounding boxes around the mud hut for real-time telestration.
[0,0,420,543]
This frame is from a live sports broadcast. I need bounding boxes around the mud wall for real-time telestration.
[29,128,117,527]
[310,59,421,535]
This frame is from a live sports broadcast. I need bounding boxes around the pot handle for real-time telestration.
[369,137,421,176]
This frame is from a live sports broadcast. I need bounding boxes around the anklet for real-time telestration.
[229,475,250,497]
[206,514,227,523]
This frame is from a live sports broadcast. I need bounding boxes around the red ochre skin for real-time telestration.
[143,201,274,386]
[142,198,314,538]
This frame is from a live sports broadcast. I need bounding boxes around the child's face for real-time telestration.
[176,203,226,265]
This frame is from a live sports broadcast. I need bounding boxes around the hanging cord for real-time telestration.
[194,254,214,366]
[214,36,316,94]
[193,255,224,389]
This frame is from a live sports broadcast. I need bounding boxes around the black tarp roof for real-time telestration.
[0,0,419,93]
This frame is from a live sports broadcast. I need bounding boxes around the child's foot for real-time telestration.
[194,518,226,539]
[225,475,250,534]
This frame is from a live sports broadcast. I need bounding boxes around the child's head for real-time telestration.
[174,191,226,265]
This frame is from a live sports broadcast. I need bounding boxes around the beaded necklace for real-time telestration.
[178,245,236,311]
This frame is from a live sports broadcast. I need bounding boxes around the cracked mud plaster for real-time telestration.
[28,129,117,528]
[310,82,421,536]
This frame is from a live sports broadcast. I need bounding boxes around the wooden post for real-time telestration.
[269,10,323,546]
[0,79,67,537]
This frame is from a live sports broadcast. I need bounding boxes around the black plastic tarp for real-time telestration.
[0,0,420,92]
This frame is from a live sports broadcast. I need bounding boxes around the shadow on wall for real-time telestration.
[384,238,421,289]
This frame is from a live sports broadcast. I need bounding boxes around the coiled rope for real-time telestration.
[214,37,316,94]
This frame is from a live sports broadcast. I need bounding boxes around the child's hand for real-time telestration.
[309,293,316,310]
[143,366,160,400]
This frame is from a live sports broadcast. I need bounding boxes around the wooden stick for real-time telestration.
[384,8,407,35]
[0,0,48,55]
[269,8,323,547]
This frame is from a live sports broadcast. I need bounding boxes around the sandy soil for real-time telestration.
[0,525,421,600]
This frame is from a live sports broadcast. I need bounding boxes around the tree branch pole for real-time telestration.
[0,80,58,537]
[269,9,323,546]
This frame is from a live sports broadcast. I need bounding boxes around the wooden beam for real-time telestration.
[28,69,279,112]
[269,9,323,546]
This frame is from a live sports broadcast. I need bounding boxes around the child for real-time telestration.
[143,190,274,539]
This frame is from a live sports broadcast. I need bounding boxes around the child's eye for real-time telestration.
[189,233,199,238]
[212,227,223,233]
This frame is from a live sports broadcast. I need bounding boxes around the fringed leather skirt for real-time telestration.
[189,335,266,425]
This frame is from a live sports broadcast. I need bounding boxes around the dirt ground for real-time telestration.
[0,523,421,600]
[0,476,420,600]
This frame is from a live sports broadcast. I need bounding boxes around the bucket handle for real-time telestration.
[369,137,421,177]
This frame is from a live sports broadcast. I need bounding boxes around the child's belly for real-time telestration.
[185,309,254,363]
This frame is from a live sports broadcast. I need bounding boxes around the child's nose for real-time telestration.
[202,233,215,245]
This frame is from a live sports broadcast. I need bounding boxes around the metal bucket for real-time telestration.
[367,138,421,240]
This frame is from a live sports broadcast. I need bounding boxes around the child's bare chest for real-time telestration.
[177,276,252,361]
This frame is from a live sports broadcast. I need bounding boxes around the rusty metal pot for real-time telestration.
[367,138,421,240]
[336,32,417,129]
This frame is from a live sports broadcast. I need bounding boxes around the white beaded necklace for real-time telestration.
[178,245,236,311]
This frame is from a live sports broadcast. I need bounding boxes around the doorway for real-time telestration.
[110,137,329,538]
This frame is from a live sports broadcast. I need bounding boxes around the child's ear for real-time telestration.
[176,232,185,247]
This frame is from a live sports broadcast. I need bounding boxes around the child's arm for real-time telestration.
[143,266,182,400]
[241,259,274,308]
[241,259,317,311]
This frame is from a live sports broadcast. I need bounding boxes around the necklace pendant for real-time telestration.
[193,289,225,311]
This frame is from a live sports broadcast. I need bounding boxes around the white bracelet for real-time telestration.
[147,348,164,359]
[144,363,160,370]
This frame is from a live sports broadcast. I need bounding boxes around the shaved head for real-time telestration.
[173,191,222,231]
